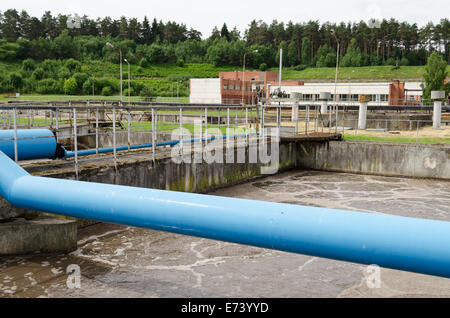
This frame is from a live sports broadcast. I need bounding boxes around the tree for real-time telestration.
[1,9,20,42]
[64,77,78,95]
[315,44,336,67]
[276,41,288,67]
[209,26,221,41]
[221,23,230,41]
[119,16,128,39]
[187,28,202,41]
[41,11,57,39]
[53,30,76,58]
[301,37,311,65]
[128,18,140,42]
[141,16,152,44]
[422,52,448,100]
[287,40,299,66]
[341,38,362,67]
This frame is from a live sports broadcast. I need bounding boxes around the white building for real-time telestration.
[189,78,222,104]
[189,77,425,106]
[269,81,423,106]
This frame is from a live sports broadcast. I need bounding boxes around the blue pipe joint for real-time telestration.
[0,129,58,161]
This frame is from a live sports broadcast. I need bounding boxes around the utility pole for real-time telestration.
[331,29,340,133]
[279,48,283,91]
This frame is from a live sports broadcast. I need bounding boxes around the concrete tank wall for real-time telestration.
[296,141,450,180]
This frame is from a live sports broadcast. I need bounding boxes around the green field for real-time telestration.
[343,134,450,144]
[88,62,444,81]
[0,94,189,102]
[85,60,236,79]
[275,65,450,81]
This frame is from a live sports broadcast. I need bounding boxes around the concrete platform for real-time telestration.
[280,132,342,142]
[0,216,77,256]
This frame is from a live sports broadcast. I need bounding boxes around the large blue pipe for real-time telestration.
[0,129,57,160]
[1,150,450,278]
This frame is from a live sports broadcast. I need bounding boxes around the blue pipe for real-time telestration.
[0,129,57,161]
[64,134,253,158]
[1,150,450,278]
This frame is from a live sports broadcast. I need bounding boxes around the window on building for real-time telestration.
[380,94,388,102]
[223,84,228,90]
[229,84,234,90]
[236,85,240,91]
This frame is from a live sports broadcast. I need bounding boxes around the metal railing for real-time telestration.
[1,100,448,178]
[1,101,262,178]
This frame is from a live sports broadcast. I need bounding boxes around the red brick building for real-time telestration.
[218,71,304,102]
[388,80,406,105]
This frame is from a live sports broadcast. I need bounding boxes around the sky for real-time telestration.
[1,0,448,38]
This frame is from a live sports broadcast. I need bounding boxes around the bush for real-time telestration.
[139,58,149,68]
[64,77,78,95]
[97,78,119,92]
[136,66,144,74]
[8,73,23,90]
[101,86,113,96]
[36,79,63,94]
[166,74,189,82]
[384,57,396,66]
[140,86,152,97]
[64,58,81,73]
[73,72,89,89]
[57,67,71,80]
[259,63,268,71]
[176,58,185,67]
[31,68,45,80]
[22,59,36,72]
[400,57,409,66]
[123,88,135,97]
[42,59,59,73]
[293,64,307,71]
[82,78,99,95]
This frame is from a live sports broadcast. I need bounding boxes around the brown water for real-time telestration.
[1,170,450,298]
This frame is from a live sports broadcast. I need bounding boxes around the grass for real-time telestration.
[85,60,236,79]
[0,94,190,102]
[130,121,242,134]
[343,134,450,144]
[271,65,450,81]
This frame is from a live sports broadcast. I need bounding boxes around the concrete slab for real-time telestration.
[0,216,77,256]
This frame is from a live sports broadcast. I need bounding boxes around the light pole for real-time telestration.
[106,42,123,101]
[92,75,95,97]
[242,49,258,106]
[124,58,131,103]
[330,29,340,133]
